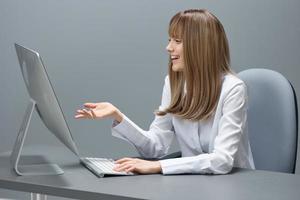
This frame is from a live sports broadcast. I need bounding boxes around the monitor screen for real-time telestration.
[14,43,79,156]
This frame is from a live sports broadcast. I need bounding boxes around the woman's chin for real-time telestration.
[172,64,184,72]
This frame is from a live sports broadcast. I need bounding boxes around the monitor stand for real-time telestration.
[10,99,64,176]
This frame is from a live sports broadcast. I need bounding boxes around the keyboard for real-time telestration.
[80,157,134,178]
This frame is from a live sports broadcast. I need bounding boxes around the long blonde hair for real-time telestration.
[157,9,232,121]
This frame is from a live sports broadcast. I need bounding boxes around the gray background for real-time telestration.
[0,0,299,199]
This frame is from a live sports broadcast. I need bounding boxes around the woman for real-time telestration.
[75,9,255,175]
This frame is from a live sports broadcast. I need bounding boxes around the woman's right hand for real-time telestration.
[75,102,123,123]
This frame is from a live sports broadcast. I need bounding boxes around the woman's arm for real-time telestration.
[111,76,175,159]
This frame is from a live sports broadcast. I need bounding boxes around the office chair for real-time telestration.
[238,68,298,173]
[162,68,298,174]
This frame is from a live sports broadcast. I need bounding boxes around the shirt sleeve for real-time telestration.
[111,76,175,159]
[159,83,247,174]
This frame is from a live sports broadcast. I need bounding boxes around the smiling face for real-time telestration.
[166,38,184,72]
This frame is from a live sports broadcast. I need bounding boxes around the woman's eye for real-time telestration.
[168,38,181,43]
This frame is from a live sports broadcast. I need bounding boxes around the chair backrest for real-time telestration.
[238,68,298,173]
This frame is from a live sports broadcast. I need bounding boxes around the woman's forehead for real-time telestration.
[168,24,183,39]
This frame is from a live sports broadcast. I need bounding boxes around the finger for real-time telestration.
[115,157,135,164]
[82,109,93,119]
[125,166,136,173]
[82,109,91,115]
[91,109,97,119]
[114,163,133,172]
[75,114,87,119]
[115,160,136,168]
[84,103,97,109]
[114,161,137,172]
[76,110,85,114]
[113,161,131,170]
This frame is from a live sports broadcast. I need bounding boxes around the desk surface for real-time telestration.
[0,146,300,200]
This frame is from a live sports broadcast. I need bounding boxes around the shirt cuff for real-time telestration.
[159,155,212,175]
[112,119,121,127]
[159,158,188,174]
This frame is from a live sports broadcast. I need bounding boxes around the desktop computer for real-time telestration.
[11,44,133,177]
[11,44,79,175]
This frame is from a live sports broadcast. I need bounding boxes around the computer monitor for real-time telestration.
[11,43,79,176]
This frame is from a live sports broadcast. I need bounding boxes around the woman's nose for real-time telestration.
[166,43,173,52]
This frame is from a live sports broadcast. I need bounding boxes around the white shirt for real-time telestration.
[112,74,255,174]
[199,119,213,153]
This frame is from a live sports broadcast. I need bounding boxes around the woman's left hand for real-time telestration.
[113,158,162,174]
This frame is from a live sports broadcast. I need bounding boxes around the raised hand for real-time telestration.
[75,102,123,123]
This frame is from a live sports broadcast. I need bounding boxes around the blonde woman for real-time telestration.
[75,9,255,175]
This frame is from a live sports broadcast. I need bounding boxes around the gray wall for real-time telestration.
[1,0,300,198]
